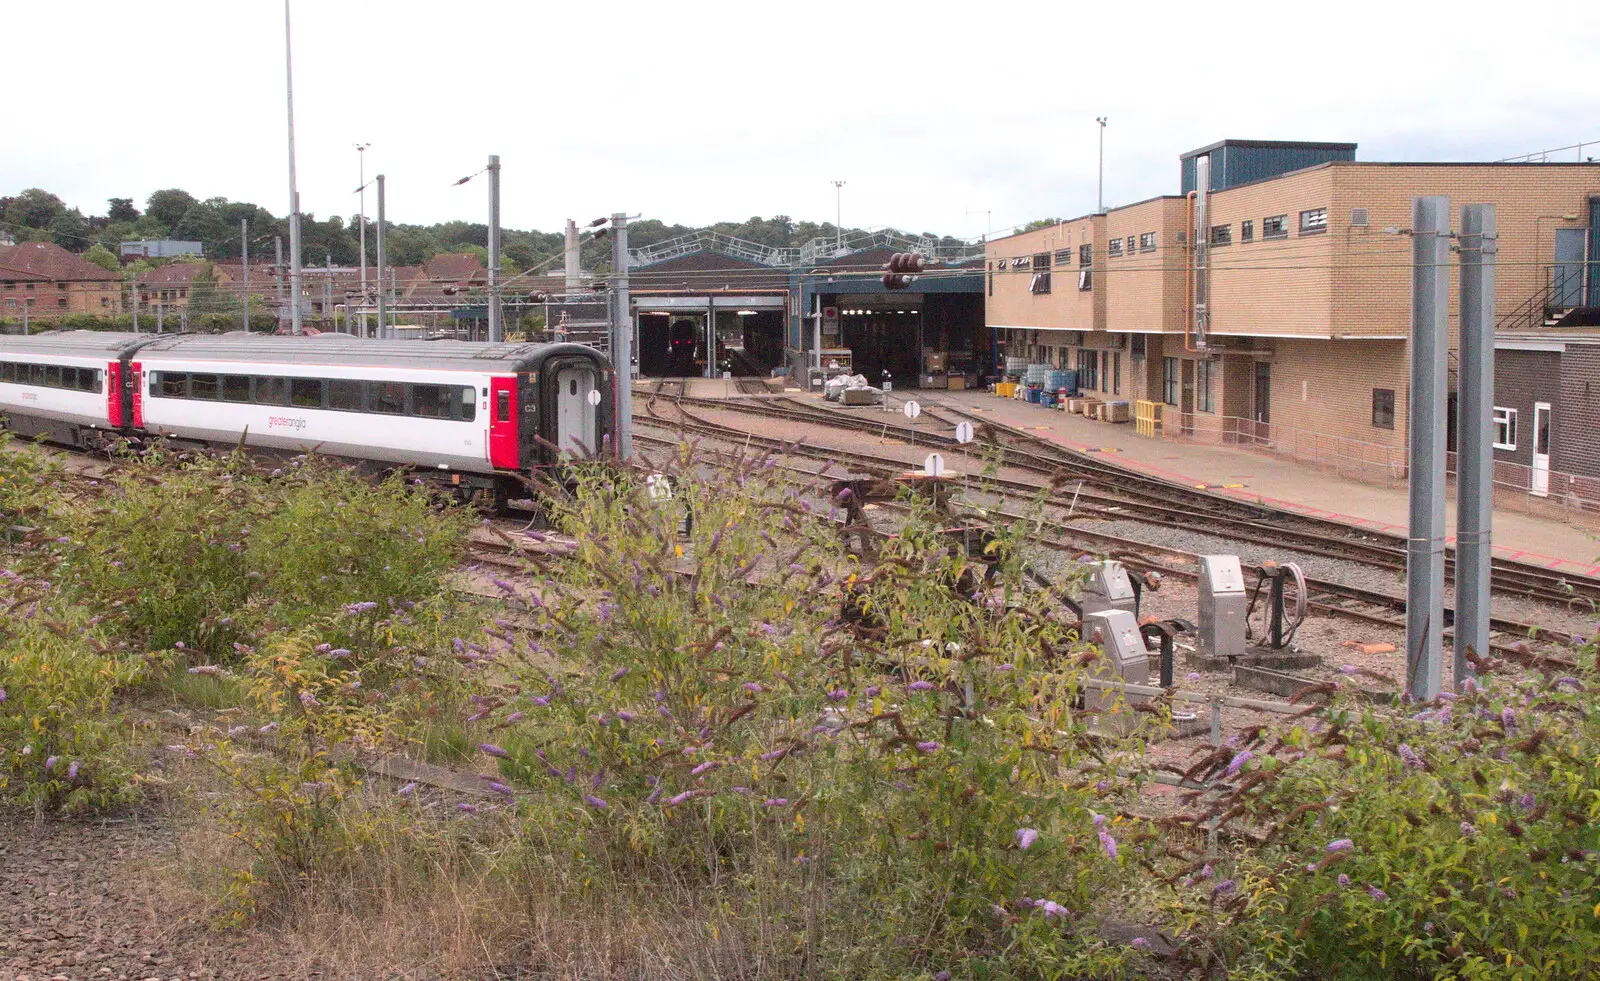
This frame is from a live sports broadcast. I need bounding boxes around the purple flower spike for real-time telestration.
[915,741,941,753]
[298,690,319,708]
[1015,828,1040,851]
[488,781,514,797]
[997,664,1016,673]
[1325,838,1354,854]
[457,802,479,815]
[45,756,58,771]
[1518,792,1535,810]
[1130,938,1151,951]
[826,688,849,702]
[1225,750,1253,777]
[1365,885,1388,901]
[1098,828,1118,860]
[67,761,79,780]
[1460,822,1477,838]
[583,794,608,809]
[742,682,764,693]
[1397,744,1425,769]
[1500,707,1517,731]
[609,667,629,682]
[505,711,525,724]
[1213,879,1237,896]
[907,680,936,692]
[763,798,790,808]
[0,688,6,703]
[479,743,510,759]
[935,972,952,981]
[666,790,696,806]
[1337,873,1351,888]
[397,782,418,797]
[690,760,720,776]
[1036,900,1069,919]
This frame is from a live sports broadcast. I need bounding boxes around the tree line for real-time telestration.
[1,187,968,276]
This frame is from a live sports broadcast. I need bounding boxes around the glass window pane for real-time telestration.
[255,377,288,405]
[412,384,445,418]
[79,368,100,393]
[159,372,188,398]
[291,378,324,408]
[190,374,219,400]
[370,381,405,414]
[328,379,363,411]
[45,365,62,387]
[221,375,251,402]
[0,363,13,383]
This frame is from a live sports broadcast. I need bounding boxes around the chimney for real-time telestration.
[564,219,581,292]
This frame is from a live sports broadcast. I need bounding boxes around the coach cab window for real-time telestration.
[291,378,324,408]
[496,389,511,423]
[222,375,251,402]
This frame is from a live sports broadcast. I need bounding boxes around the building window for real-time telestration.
[1013,255,1030,270]
[1131,334,1146,360]
[996,258,1007,270]
[1139,232,1156,252]
[1078,244,1092,267]
[1162,357,1179,406]
[1240,220,1254,243]
[1078,269,1092,291]
[1077,349,1098,390]
[56,298,68,308]
[1372,388,1395,429]
[1493,407,1518,450]
[1125,235,1136,255]
[1029,271,1052,294]
[1263,214,1288,239]
[1209,224,1232,246]
[1299,208,1328,234]
[1197,360,1215,413]
[1054,248,1073,266]
[1112,352,1122,394]
[1108,238,1123,258]
[988,268,993,297]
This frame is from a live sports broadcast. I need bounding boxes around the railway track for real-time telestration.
[653,388,1600,608]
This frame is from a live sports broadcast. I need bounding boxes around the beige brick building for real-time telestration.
[988,142,1600,471]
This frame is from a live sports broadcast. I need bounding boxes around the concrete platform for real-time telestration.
[920,389,1600,577]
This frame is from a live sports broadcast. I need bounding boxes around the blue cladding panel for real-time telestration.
[1179,141,1356,194]
[1589,196,1600,307]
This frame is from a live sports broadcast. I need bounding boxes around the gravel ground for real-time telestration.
[0,814,320,981]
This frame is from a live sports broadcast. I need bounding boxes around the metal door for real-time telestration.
[1253,362,1271,424]
[1531,402,1551,497]
[1180,359,1196,436]
[1554,229,1587,309]
[487,376,520,469]
[554,363,597,456]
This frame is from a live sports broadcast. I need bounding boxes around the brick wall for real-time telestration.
[1104,197,1187,337]
[1493,349,1559,472]
[985,216,1101,332]
[1555,344,1600,476]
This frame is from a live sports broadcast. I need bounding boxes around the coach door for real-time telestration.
[487,376,519,469]
[554,363,597,456]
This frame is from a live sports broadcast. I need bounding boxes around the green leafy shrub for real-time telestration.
[1166,667,1600,981]
[0,570,154,813]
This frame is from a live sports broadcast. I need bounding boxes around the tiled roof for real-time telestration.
[0,242,122,282]
[421,253,487,283]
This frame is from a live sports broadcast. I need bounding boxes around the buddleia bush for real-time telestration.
[463,448,1153,980]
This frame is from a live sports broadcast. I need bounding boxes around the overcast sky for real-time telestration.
[7,0,1598,240]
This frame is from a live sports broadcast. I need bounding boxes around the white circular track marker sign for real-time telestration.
[954,421,974,444]
[923,453,946,477]
[902,400,922,420]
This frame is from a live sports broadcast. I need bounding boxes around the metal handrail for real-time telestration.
[1497,139,1598,163]
[1495,264,1587,331]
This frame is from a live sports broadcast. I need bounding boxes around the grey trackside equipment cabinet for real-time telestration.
[1197,554,1247,659]
[1082,609,1151,715]
[1081,560,1136,617]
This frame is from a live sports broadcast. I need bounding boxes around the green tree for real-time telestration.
[107,198,140,223]
[1019,218,1064,233]
[186,263,231,317]
[82,244,120,272]
[48,210,91,248]
[2,188,67,230]
[145,188,199,231]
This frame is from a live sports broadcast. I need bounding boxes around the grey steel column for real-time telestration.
[1406,195,1450,700]
[487,154,502,343]
[356,143,369,338]
[1454,204,1496,686]
[130,282,139,333]
[612,212,632,460]
[283,0,303,335]
[241,219,250,331]
[375,175,388,340]
[274,236,285,328]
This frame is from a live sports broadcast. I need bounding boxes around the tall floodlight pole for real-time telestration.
[832,180,846,253]
[487,154,502,342]
[284,0,303,335]
[1096,117,1108,214]
[375,174,388,340]
[274,236,285,327]
[356,143,370,337]
[612,212,632,460]
[1454,204,1497,687]
[241,218,250,331]
[1406,195,1450,701]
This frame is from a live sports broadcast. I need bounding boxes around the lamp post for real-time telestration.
[831,180,846,253]
[1095,117,1108,215]
[284,0,303,334]
[355,143,370,337]
[452,155,503,342]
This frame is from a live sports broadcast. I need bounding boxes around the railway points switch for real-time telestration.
[1080,560,1136,618]
[1082,609,1152,717]
[1197,554,1247,659]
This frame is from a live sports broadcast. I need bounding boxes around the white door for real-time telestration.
[1531,402,1551,497]
[555,365,597,456]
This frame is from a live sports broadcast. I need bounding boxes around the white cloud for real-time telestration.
[6,0,1598,238]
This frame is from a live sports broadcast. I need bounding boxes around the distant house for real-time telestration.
[136,262,263,309]
[0,242,123,318]
[120,240,204,260]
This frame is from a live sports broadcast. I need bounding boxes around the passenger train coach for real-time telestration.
[0,331,615,502]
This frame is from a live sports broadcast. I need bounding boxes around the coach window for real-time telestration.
[495,389,511,423]
[0,363,13,382]
[412,384,447,419]
[158,372,188,398]
[370,381,405,414]
[28,364,45,385]
[78,369,100,393]
[290,378,324,408]
[45,365,62,387]
[328,379,364,411]
[190,374,220,400]
[255,377,288,406]
[460,387,478,422]
[221,375,251,402]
